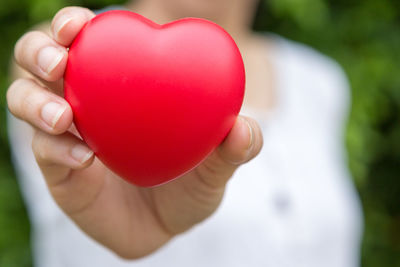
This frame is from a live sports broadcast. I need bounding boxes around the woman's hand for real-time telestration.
[6,6,263,259]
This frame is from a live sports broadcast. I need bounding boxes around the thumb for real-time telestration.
[195,116,263,188]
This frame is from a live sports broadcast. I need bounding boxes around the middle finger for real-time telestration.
[14,30,68,83]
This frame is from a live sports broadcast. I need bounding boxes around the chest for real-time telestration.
[216,115,360,254]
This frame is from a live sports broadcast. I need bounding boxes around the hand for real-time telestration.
[7,6,263,259]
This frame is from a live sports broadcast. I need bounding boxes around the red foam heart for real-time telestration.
[64,10,245,187]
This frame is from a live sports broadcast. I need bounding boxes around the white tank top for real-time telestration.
[7,33,363,267]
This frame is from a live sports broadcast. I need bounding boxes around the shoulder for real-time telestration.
[271,34,351,124]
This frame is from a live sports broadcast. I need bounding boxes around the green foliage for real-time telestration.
[268,0,330,31]
[0,0,399,266]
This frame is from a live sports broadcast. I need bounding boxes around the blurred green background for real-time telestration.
[0,0,399,266]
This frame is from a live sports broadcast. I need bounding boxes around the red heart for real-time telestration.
[64,10,245,187]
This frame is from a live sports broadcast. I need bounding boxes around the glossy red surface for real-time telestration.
[64,10,245,187]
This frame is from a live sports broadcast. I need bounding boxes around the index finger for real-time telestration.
[51,6,95,46]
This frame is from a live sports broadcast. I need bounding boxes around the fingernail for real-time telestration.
[54,17,74,38]
[241,117,254,150]
[71,145,94,164]
[41,102,66,129]
[38,46,64,74]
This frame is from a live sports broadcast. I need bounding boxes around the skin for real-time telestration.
[7,0,273,259]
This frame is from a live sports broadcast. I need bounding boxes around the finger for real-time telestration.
[51,6,95,46]
[14,31,68,82]
[195,116,263,188]
[7,78,72,134]
[218,116,263,165]
[32,130,94,186]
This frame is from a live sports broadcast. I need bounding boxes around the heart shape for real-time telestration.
[64,10,245,187]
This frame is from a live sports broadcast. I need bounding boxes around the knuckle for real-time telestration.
[66,6,93,16]
[196,157,233,189]
[53,6,78,19]
[6,79,20,108]
[207,150,235,175]
[15,31,39,49]
[201,160,228,182]
[65,6,93,17]
[6,79,29,115]
[19,81,39,117]
[52,7,72,29]
[53,6,92,26]
[32,131,48,162]
[14,31,46,66]
[58,6,86,14]
[14,32,30,64]
[80,7,95,19]
[8,78,48,121]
